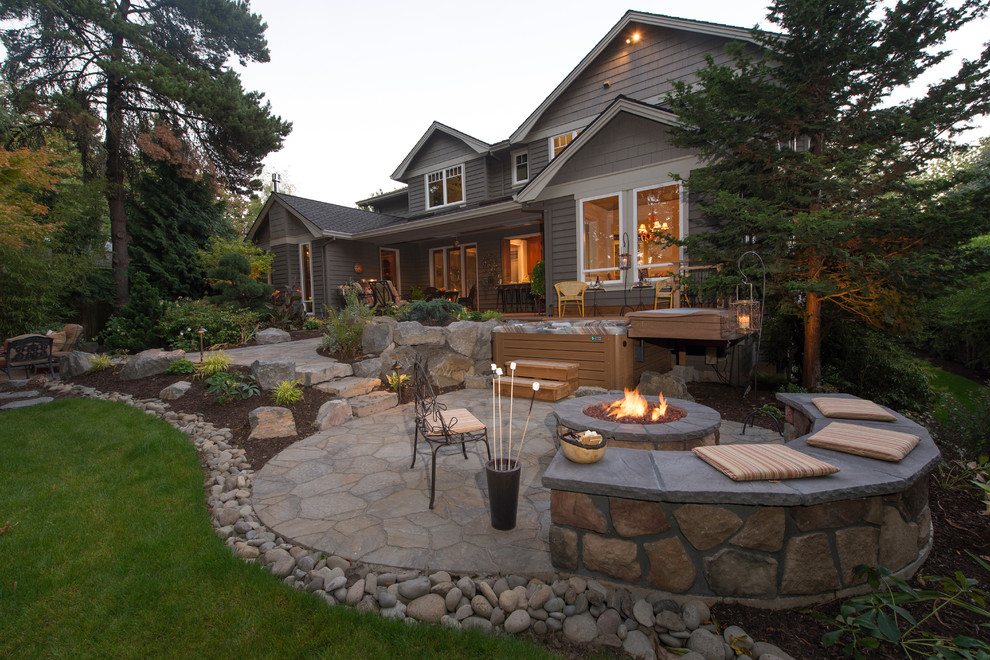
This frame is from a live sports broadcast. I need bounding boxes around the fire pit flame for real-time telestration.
[605,389,667,422]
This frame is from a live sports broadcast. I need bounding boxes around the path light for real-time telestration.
[197,327,206,361]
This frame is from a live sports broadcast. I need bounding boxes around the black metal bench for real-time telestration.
[2,334,55,379]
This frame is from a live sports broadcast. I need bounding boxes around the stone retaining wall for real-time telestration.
[543,393,941,608]
[548,479,931,607]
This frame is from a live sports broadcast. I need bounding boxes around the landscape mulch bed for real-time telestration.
[19,365,990,659]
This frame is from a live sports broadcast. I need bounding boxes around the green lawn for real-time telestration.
[0,398,557,659]
[926,365,987,419]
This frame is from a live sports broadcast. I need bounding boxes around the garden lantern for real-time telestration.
[731,282,761,333]
[197,327,206,361]
[619,232,632,272]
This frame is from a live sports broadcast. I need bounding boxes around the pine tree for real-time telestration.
[665,0,990,388]
[0,0,292,307]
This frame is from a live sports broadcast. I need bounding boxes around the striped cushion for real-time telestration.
[424,408,486,436]
[806,422,919,462]
[812,397,896,422]
[693,444,840,481]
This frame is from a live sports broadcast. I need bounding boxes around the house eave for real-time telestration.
[514,97,681,204]
[352,200,522,239]
[391,121,492,181]
[509,10,764,145]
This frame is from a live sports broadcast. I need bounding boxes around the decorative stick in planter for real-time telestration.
[513,381,540,464]
[507,361,516,461]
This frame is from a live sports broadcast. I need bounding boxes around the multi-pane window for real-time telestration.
[550,130,580,159]
[636,184,680,277]
[578,184,682,284]
[426,165,463,209]
[512,151,529,185]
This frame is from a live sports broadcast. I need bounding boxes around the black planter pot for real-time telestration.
[485,458,520,530]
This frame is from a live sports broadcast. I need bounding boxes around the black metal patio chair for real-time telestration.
[411,361,491,509]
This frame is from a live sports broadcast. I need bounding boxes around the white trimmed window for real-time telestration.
[579,193,622,283]
[577,184,684,285]
[549,130,580,159]
[511,150,529,185]
[425,165,464,209]
[299,242,314,313]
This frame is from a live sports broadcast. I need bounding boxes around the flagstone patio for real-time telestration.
[251,388,781,576]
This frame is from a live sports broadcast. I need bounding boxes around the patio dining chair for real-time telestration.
[411,361,491,509]
[653,277,674,309]
[369,280,398,310]
[554,281,587,317]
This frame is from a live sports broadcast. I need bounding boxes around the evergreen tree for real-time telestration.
[664,0,990,388]
[0,0,292,308]
[128,159,232,300]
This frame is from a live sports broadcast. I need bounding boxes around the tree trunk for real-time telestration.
[802,291,822,390]
[106,1,131,309]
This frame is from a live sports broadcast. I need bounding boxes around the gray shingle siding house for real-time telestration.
[248,10,759,314]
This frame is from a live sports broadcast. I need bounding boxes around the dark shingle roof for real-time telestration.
[275,193,406,234]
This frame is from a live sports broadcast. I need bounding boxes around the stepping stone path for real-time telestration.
[3,375,796,660]
[0,390,53,410]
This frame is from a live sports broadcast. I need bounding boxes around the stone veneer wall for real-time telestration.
[542,393,941,608]
[548,478,931,607]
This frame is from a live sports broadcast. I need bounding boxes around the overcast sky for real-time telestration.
[237,1,990,206]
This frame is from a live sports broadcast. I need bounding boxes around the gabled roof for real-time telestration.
[247,193,406,241]
[509,10,761,144]
[355,187,409,208]
[514,96,680,203]
[391,121,491,180]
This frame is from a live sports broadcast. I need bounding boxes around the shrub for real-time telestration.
[303,317,321,331]
[159,299,263,351]
[87,354,112,372]
[100,272,165,353]
[194,351,230,380]
[267,288,308,330]
[207,253,273,312]
[205,372,259,405]
[398,299,463,326]
[321,284,374,360]
[271,379,303,405]
[165,359,196,375]
[821,322,934,413]
[457,309,504,322]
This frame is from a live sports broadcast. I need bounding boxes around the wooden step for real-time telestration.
[502,359,580,382]
[496,376,577,402]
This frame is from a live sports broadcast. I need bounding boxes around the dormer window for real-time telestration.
[426,165,464,209]
[512,150,529,185]
[549,130,580,159]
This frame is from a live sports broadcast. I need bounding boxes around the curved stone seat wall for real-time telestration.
[541,394,941,608]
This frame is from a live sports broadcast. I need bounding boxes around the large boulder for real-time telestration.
[395,321,445,346]
[255,328,291,344]
[446,319,499,360]
[638,370,693,401]
[362,321,395,355]
[428,351,475,388]
[352,356,384,379]
[248,406,296,439]
[119,348,186,380]
[315,399,352,430]
[378,346,422,380]
[59,351,95,379]
[251,359,296,391]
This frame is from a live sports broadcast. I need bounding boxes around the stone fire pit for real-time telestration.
[542,393,941,608]
[552,394,721,451]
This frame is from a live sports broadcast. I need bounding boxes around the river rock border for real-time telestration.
[42,380,797,660]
